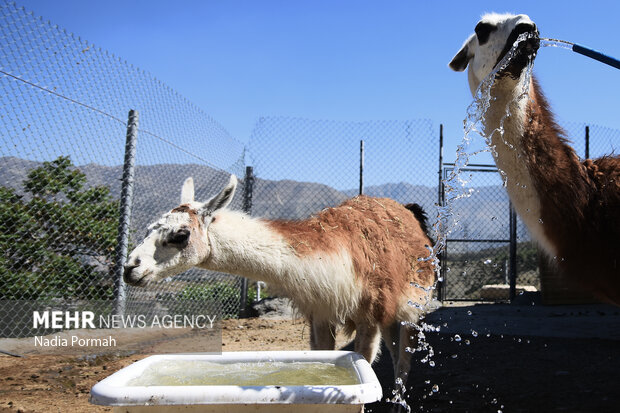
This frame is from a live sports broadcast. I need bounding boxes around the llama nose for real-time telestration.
[123,259,141,283]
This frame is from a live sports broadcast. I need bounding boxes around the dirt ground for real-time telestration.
[0,303,619,413]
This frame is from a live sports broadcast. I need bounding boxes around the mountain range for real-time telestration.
[0,156,528,243]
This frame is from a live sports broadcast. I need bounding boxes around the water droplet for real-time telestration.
[451,354,458,359]
[471,330,478,337]
[454,334,462,342]
[467,310,473,316]
[538,218,544,224]
[465,339,470,345]
[483,259,492,265]
[432,384,439,393]
[429,361,435,367]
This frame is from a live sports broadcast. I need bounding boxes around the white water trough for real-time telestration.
[90,351,382,412]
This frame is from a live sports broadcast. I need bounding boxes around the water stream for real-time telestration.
[394,35,575,411]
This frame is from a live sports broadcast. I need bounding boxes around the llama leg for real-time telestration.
[394,323,417,380]
[310,318,336,350]
[354,323,381,364]
[381,322,401,377]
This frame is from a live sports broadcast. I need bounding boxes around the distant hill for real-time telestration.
[0,156,528,243]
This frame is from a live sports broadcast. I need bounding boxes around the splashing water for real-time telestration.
[428,30,537,289]
[393,32,539,412]
[429,36,574,301]
[394,34,575,413]
[387,376,411,413]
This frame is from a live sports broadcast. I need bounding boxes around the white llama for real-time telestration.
[449,13,620,305]
[123,175,437,380]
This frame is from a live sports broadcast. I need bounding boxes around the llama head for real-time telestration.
[449,13,540,95]
[123,175,237,286]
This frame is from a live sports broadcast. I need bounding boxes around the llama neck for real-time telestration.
[484,74,586,256]
[199,210,359,321]
[199,210,295,282]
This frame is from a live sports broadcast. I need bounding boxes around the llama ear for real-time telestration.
[449,34,475,71]
[180,177,195,204]
[200,175,237,216]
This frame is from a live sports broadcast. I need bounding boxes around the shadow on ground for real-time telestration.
[353,299,620,412]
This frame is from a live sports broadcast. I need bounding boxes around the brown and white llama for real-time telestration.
[449,13,620,304]
[123,175,437,379]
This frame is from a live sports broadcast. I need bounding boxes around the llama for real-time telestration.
[123,175,437,379]
[449,13,620,304]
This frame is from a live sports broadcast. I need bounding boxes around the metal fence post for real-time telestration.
[508,201,517,302]
[437,124,444,302]
[114,109,139,316]
[359,140,364,195]
[239,166,254,317]
[585,125,590,159]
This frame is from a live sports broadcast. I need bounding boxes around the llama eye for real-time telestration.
[166,228,191,247]
[475,22,496,45]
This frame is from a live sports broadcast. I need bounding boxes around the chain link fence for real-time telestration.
[0,1,246,337]
[1,1,619,340]
[561,121,620,161]
[248,117,440,221]
[439,165,539,301]
[439,120,618,301]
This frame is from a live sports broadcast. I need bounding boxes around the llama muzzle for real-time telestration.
[123,262,143,286]
[497,23,540,77]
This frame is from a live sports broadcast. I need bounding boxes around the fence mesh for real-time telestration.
[440,167,540,301]
[440,120,618,301]
[248,117,440,221]
[1,0,619,340]
[0,1,245,337]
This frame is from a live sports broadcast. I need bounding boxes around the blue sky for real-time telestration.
[14,0,620,166]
